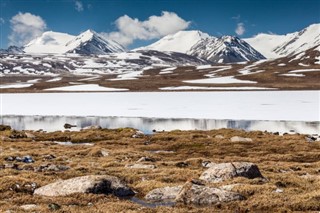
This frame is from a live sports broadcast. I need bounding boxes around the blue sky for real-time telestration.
[0,0,319,49]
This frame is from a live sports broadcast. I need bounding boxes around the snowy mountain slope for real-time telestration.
[24,31,75,54]
[23,30,125,55]
[188,36,265,63]
[0,46,24,54]
[0,50,207,76]
[136,30,210,53]
[244,23,320,58]
[65,30,125,54]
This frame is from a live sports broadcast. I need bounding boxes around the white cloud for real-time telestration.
[235,23,245,36]
[0,18,5,25]
[9,12,47,46]
[75,1,84,12]
[103,11,191,47]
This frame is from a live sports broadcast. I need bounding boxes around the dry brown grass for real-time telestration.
[0,128,320,212]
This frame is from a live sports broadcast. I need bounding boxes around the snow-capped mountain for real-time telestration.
[23,30,125,54]
[24,31,75,54]
[136,30,210,53]
[65,30,125,54]
[244,23,320,58]
[188,36,265,63]
[137,30,265,63]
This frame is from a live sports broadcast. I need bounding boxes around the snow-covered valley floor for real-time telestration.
[1,91,319,122]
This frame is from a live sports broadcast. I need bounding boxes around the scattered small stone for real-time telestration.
[275,188,283,193]
[9,130,27,139]
[125,164,156,169]
[273,132,280,135]
[20,204,38,211]
[35,164,70,172]
[215,135,224,139]
[220,184,241,191]
[200,162,263,182]
[4,156,15,161]
[64,123,77,129]
[10,182,37,194]
[25,132,35,139]
[275,181,286,188]
[136,157,156,162]
[132,130,144,138]
[0,125,11,131]
[82,125,102,130]
[43,154,56,160]
[48,203,61,211]
[230,136,253,142]
[202,161,215,168]
[175,162,189,168]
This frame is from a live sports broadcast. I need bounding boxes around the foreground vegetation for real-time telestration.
[0,126,319,212]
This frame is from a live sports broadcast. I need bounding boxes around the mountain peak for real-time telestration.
[136,30,211,53]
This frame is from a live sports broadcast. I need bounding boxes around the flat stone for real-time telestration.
[145,186,182,202]
[34,175,135,197]
[230,136,253,142]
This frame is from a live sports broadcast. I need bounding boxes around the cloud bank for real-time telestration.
[235,22,245,36]
[9,12,47,46]
[103,11,191,47]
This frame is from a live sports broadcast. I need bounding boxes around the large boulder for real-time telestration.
[200,162,263,182]
[145,186,182,202]
[34,175,135,197]
[175,181,244,205]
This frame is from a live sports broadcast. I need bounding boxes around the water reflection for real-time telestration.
[0,115,319,134]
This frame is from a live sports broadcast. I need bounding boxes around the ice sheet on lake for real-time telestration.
[1,91,319,121]
[160,86,274,90]
[44,84,129,91]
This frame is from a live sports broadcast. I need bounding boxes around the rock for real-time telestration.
[4,156,15,161]
[132,130,144,138]
[202,161,215,168]
[34,175,135,197]
[25,132,35,139]
[35,164,70,172]
[43,154,56,160]
[136,157,156,162]
[64,123,77,129]
[48,203,61,211]
[175,181,245,205]
[82,125,102,130]
[9,130,27,139]
[0,125,11,131]
[215,135,224,139]
[20,204,38,210]
[230,136,253,142]
[89,148,109,157]
[200,162,263,182]
[15,156,34,163]
[125,164,156,169]
[145,186,182,202]
[175,162,189,168]
[275,188,283,193]
[11,182,37,194]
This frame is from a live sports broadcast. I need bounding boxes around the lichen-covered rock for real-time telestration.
[200,162,263,182]
[34,175,135,197]
[175,182,244,205]
[145,186,182,202]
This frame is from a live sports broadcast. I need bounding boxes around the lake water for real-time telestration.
[1,115,319,134]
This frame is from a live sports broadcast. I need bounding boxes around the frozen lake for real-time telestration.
[0,91,319,121]
[1,115,319,134]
